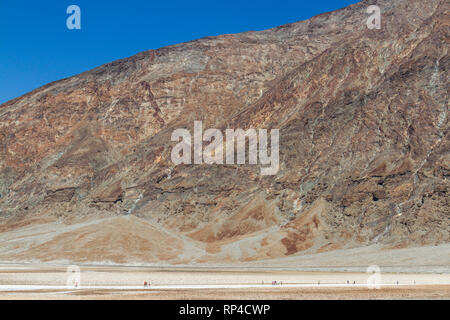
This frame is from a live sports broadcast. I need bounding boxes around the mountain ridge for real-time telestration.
[0,0,448,265]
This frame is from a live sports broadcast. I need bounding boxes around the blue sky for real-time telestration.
[0,0,359,104]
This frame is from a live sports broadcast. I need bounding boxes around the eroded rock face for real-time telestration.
[0,0,448,264]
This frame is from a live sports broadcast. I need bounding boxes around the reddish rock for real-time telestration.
[0,0,448,264]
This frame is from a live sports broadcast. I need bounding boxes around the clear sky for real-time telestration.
[0,0,359,104]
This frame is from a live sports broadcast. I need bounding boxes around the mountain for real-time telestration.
[0,0,448,266]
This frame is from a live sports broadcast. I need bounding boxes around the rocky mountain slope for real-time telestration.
[0,0,448,265]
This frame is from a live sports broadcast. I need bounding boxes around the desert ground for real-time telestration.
[0,263,449,299]
[0,216,448,299]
